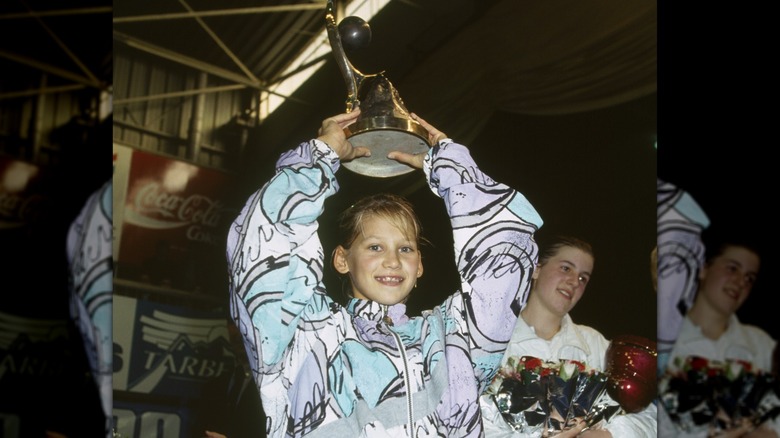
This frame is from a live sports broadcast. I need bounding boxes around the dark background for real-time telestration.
[657,134,775,340]
[657,2,776,341]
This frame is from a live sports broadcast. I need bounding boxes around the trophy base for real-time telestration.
[342,117,430,178]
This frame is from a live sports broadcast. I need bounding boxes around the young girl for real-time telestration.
[480,236,658,437]
[658,233,779,438]
[226,110,543,437]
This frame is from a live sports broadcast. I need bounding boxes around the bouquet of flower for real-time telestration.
[659,355,780,434]
[486,356,620,436]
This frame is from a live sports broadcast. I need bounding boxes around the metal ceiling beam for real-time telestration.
[113,3,326,23]
[269,52,329,86]
[177,0,259,84]
[24,5,100,85]
[114,30,260,88]
[0,7,111,20]
[113,84,246,106]
[0,84,86,101]
[113,31,311,104]
[0,49,99,88]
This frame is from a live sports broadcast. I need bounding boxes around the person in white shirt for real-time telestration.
[659,231,779,438]
[480,235,657,437]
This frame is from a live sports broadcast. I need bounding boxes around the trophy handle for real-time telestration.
[325,0,365,112]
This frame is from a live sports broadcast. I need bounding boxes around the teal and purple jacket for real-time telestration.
[227,139,542,438]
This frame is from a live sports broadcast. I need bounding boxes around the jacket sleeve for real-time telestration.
[423,140,542,387]
[227,139,340,377]
[656,178,709,372]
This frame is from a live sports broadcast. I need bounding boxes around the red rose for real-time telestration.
[689,356,709,371]
[735,359,753,373]
[524,357,543,371]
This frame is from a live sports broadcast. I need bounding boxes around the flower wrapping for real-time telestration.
[659,355,780,434]
[567,364,612,427]
[486,356,619,436]
[488,356,549,435]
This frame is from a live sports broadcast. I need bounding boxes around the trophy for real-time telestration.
[325,0,430,178]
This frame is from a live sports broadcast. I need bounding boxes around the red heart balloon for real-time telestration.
[604,334,657,413]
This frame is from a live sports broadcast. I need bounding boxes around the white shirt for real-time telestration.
[658,315,780,437]
[480,314,657,437]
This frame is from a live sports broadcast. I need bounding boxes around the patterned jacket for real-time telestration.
[227,138,542,437]
[656,179,710,372]
[67,179,113,437]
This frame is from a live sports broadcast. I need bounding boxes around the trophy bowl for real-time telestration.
[341,72,430,178]
[342,117,429,178]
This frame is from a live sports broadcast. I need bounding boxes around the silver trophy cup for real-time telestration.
[325,1,430,178]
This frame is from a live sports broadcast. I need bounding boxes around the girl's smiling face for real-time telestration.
[333,214,423,305]
[531,246,593,317]
[698,245,759,317]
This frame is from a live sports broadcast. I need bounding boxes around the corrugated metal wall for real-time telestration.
[113,47,252,172]
[0,72,85,166]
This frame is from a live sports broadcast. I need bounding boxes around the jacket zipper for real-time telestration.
[382,305,415,437]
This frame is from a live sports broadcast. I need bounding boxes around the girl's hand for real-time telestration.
[387,113,447,169]
[317,109,370,162]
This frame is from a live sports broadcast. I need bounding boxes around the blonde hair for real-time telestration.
[336,193,423,249]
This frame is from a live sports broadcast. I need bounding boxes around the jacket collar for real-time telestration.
[346,299,409,326]
[511,313,592,357]
[680,314,752,348]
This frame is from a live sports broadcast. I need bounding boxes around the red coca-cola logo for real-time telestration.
[130,182,223,229]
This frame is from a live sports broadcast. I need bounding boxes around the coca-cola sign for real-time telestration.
[116,149,236,292]
[0,157,49,228]
[125,182,224,244]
